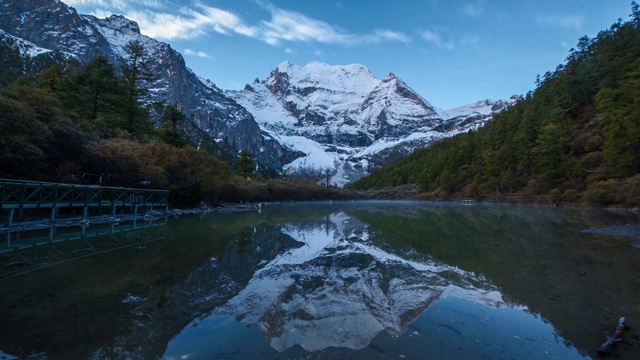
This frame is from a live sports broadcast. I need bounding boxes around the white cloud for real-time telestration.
[184,48,210,58]
[122,4,259,40]
[260,7,349,45]
[259,7,411,46]
[138,0,165,10]
[124,10,204,39]
[365,30,411,44]
[536,14,584,30]
[65,0,164,10]
[462,0,487,18]
[65,0,410,45]
[195,4,258,37]
[420,29,480,51]
[420,30,455,50]
[64,0,130,11]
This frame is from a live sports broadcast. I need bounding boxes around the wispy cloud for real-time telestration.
[66,0,409,46]
[258,5,410,45]
[259,6,351,45]
[420,30,455,50]
[65,0,163,9]
[462,0,487,18]
[184,48,210,58]
[365,29,412,44]
[121,4,258,40]
[64,0,129,11]
[419,28,482,51]
[535,14,584,30]
[138,0,165,10]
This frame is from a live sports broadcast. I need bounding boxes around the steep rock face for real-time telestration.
[355,72,445,140]
[229,62,517,185]
[0,0,112,62]
[0,0,292,170]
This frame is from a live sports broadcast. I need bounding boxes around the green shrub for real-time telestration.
[561,189,578,203]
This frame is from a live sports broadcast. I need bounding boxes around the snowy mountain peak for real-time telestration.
[267,61,380,97]
[275,59,297,72]
[443,95,519,120]
[100,14,141,34]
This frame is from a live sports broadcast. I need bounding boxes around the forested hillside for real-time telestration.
[0,37,349,205]
[350,4,640,207]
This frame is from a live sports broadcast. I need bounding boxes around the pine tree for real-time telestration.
[59,56,122,121]
[0,34,26,87]
[237,150,254,178]
[158,104,189,147]
[121,40,154,127]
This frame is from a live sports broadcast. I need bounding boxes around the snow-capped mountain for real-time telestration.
[229,62,518,185]
[0,0,518,185]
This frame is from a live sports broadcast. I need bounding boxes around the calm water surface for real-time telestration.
[0,201,639,359]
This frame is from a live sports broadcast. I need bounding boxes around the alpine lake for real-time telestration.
[1,201,639,359]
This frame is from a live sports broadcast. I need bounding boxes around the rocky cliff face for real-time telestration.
[0,0,295,170]
[0,0,518,184]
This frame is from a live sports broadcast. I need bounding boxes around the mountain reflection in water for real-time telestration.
[162,205,599,360]
[212,212,515,352]
[1,201,638,359]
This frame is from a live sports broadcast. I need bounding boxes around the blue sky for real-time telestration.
[64,0,632,109]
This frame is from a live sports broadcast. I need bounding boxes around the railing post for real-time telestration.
[20,182,25,209]
[50,206,57,222]
[8,208,14,227]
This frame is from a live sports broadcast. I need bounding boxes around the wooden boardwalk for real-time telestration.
[0,178,169,227]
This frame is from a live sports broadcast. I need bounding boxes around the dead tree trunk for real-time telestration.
[597,317,627,357]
